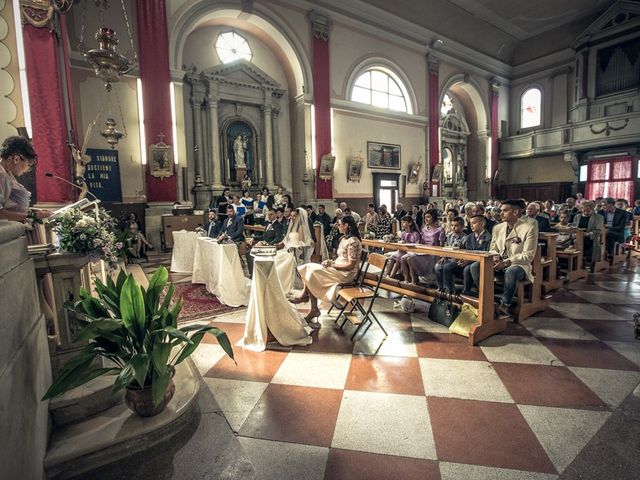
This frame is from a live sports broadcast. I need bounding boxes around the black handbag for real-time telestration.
[428,292,461,327]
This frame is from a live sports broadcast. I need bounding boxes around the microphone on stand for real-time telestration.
[44,172,99,202]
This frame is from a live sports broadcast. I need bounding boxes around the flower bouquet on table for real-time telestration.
[217,233,234,244]
[49,206,126,267]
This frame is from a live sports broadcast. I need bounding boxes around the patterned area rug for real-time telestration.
[171,283,242,323]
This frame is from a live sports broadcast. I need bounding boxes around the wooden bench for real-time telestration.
[538,233,563,294]
[554,227,588,282]
[592,231,609,272]
[360,239,512,346]
[512,245,549,322]
[611,241,627,266]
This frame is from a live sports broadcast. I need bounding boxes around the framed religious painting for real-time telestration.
[148,143,174,179]
[367,141,400,170]
[348,156,364,182]
[319,154,335,180]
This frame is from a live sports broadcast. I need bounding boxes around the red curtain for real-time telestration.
[586,157,634,202]
[23,25,72,203]
[312,33,332,199]
[137,0,176,202]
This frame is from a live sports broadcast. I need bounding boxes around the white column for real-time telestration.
[200,102,211,185]
[207,96,223,189]
[271,106,280,189]
[190,94,205,183]
[262,102,273,187]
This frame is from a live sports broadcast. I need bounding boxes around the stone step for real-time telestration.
[44,359,200,480]
[48,375,124,427]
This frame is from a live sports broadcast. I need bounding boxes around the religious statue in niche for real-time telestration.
[234,133,248,168]
[227,121,254,184]
[408,159,422,184]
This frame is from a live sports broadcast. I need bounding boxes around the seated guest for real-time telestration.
[241,190,254,210]
[444,208,459,234]
[283,207,314,264]
[483,199,538,316]
[126,213,154,257]
[434,217,466,292]
[283,206,292,231]
[576,192,585,206]
[565,196,579,222]
[315,204,332,236]
[373,204,392,239]
[216,188,231,216]
[572,200,603,262]
[327,208,344,253]
[363,203,379,232]
[616,198,633,241]
[544,200,558,223]
[525,202,551,232]
[633,199,640,216]
[273,186,285,208]
[386,215,421,279]
[600,197,627,256]
[393,202,407,222]
[231,195,246,216]
[554,211,575,249]
[402,209,445,284]
[306,204,318,224]
[256,187,274,210]
[411,204,423,229]
[472,203,497,234]
[219,205,244,243]
[245,207,285,275]
[461,215,492,295]
[204,210,222,238]
[291,215,362,324]
[282,193,294,210]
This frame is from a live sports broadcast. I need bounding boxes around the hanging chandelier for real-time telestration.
[78,0,137,92]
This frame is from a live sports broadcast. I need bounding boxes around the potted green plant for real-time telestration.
[42,266,234,417]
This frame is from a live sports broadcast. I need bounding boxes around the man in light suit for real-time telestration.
[204,210,222,238]
[219,205,244,243]
[471,199,538,316]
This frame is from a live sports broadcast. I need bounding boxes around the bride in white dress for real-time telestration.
[283,207,315,264]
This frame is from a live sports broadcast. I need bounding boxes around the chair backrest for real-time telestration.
[362,252,389,293]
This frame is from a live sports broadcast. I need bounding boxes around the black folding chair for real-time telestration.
[328,250,369,316]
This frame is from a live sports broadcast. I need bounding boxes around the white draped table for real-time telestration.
[191,237,250,307]
[243,256,312,352]
[170,230,200,273]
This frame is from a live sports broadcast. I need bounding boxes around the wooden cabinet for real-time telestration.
[161,214,205,250]
[497,182,573,202]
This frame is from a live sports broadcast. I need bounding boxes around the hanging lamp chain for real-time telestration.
[120,0,137,63]
[114,85,127,137]
[78,0,88,52]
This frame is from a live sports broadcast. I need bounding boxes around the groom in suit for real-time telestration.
[219,205,244,243]
[470,199,538,316]
[245,207,285,274]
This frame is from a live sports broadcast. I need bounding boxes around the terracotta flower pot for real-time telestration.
[124,369,175,417]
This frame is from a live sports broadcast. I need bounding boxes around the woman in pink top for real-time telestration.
[401,209,445,284]
[386,215,421,279]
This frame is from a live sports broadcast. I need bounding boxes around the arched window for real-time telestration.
[520,87,541,129]
[351,67,412,114]
[215,32,252,64]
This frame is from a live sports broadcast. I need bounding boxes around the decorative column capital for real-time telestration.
[563,151,579,173]
[490,77,500,96]
[206,96,219,109]
[427,54,439,76]
[261,104,273,114]
[240,0,254,13]
[309,10,332,41]
[271,106,280,117]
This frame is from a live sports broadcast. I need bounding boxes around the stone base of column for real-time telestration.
[193,186,213,211]
[145,202,174,249]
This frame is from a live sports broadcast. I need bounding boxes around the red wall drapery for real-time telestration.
[427,68,439,197]
[586,157,634,203]
[136,0,176,202]
[311,33,332,199]
[23,25,72,203]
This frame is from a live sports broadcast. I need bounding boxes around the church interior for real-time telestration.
[2,0,640,479]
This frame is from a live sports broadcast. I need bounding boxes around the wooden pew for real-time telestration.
[592,231,609,272]
[555,227,588,282]
[513,245,549,322]
[538,233,563,294]
[360,239,507,346]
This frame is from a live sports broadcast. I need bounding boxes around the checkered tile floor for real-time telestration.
[148,257,640,479]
